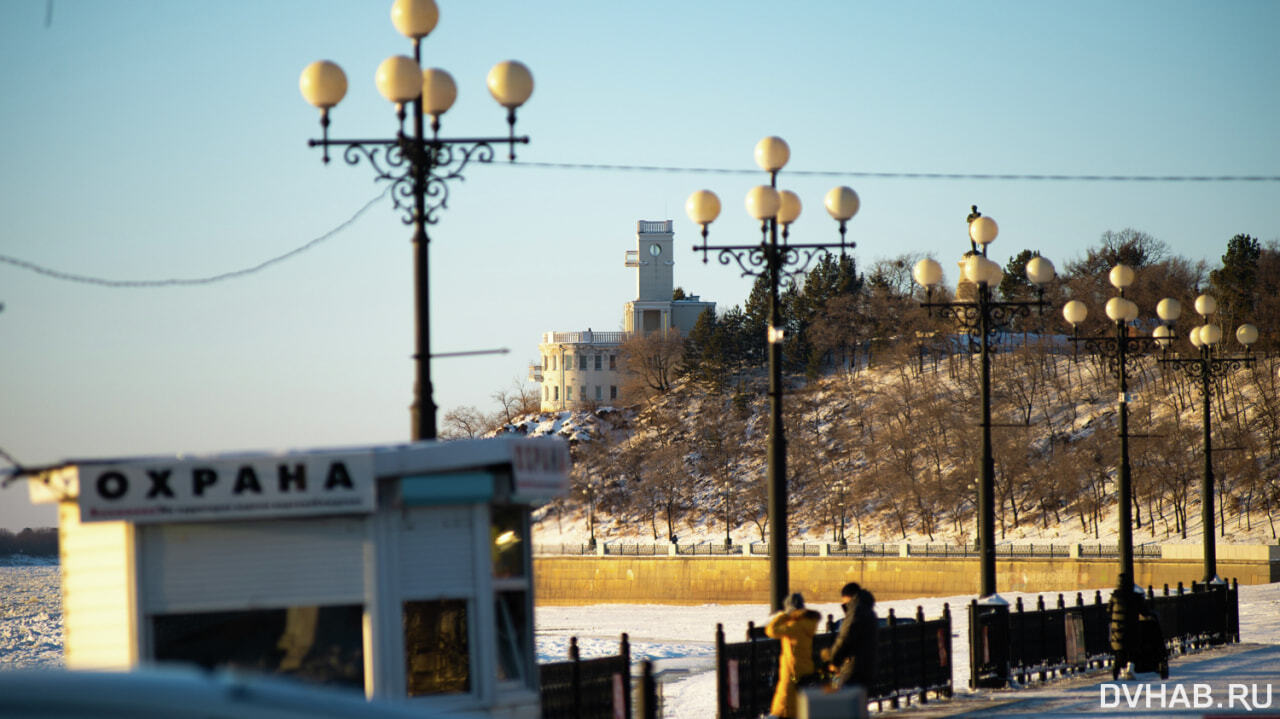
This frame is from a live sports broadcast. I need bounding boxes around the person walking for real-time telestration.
[825,583,878,692]
[764,592,822,718]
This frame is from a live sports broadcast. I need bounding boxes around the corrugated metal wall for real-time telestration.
[59,504,136,670]
[139,517,365,613]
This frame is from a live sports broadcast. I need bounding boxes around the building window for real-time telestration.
[492,505,527,579]
[594,355,602,371]
[610,386,617,400]
[550,355,556,371]
[553,386,559,401]
[403,599,470,695]
[579,354,588,370]
[565,354,572,371]
[151,605,364,690]
[595,386,602,400]
[566,386,572,400]
[581,386,586,402]
[609,354,617,370]
[542,355,547,370]
[495,591,531,686]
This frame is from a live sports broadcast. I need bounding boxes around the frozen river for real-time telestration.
[4,561,1279,718]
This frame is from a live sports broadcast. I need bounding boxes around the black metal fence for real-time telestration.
[714,605,953,718]
[533,542,1163,558]
[969,579,1241,688]
[539,634,634,719]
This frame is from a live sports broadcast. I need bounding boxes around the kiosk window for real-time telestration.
[491,505,526,579]
[404,599,470,696]
[495,590,532,685]
[151,605,363,689]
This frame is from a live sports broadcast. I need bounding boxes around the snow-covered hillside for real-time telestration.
[503,352,1280,549]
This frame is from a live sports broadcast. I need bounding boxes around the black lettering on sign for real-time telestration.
[278,464,306,492]
[324,462,354,491]
[233,466,263,495]
[97,471,128,500]
[193,468,218,496]
[146,469,175,499]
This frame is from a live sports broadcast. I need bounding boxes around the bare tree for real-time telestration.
[619,329,684,403]
[492,377,541,425]
[440,406,495,439]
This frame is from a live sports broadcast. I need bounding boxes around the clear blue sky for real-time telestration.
[2,0,1278,530]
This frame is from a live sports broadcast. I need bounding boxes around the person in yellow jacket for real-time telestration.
[764,593,823,718]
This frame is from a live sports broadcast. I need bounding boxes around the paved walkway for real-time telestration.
[896,643,1280,718]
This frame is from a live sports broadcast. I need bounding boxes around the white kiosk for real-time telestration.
[27,437,568,719]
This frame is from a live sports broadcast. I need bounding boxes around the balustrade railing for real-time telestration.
[542,330,628,345]
[533,541,1162,558]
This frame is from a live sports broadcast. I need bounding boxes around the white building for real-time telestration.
[530,220,714,411]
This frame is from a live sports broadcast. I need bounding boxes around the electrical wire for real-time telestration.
[512,161,1280,182]
[1,159,1276,291]
[0,187,388,288]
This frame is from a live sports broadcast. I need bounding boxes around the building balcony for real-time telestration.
[637,220,672,234]
[541,331,627,346]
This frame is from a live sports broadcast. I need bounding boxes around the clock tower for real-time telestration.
[629,220,675,302]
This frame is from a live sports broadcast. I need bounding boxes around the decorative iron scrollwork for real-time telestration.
[921,293,1046,355]
[702,241,848,292]
[1161,350,1255,398]
[315,136,510,230]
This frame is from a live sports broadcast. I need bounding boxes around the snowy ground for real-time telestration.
[4,559,1277,717]
[0,558,61,669]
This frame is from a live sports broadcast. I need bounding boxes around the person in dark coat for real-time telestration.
[824,583,878,691]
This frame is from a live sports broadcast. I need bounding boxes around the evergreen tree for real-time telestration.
[741,274,772,368]
[998,249,1040,302]
[1209,234,1261,329]
[682,308,727,392]
[719,306,751,372]
[794,253,863,375]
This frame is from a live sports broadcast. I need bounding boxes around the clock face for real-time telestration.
[649,243,662,257]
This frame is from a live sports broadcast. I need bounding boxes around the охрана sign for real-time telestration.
[77,451,375,523]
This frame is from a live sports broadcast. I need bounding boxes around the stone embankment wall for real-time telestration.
[533,550,1278,605]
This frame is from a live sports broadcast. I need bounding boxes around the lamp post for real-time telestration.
[723,478,733,549]
[912,206,1056,599]
[299,0,533,441]
[685,136,859,611]
[1061,266,1181,596]
[1157,294,1258,584]
[834,478,848,547]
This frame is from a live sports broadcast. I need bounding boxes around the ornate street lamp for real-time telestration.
[685,136,859,611]
[1060,267,1181,597]
[300,0,533,441]
[1157,294,1258,584]
[913,206,1055,599]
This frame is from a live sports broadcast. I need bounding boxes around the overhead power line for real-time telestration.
[0,187,388,288]
[0,160,1275,291]
[513,161,1280,183]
